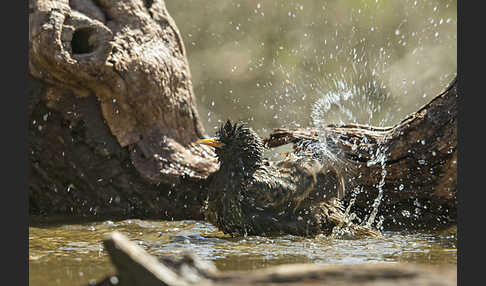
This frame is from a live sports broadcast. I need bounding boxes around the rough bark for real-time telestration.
[264,76,457,230]
[29,0,217,219]
[89,232,457,286]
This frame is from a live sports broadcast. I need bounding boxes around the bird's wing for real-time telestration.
[245,156,323,212]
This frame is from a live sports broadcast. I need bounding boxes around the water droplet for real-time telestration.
[109,276,119,285]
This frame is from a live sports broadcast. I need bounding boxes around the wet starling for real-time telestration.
[197,120,348,237]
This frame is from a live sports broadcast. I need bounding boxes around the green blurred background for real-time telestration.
[165,0,456,136]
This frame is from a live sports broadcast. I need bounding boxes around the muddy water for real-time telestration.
[29,219,456,286]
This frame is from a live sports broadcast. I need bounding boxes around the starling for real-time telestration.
[197,120,351,237]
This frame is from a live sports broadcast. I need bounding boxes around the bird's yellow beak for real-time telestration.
[196,138,225,148]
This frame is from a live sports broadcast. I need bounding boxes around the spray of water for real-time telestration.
[309,70,394,236]
[363,143,388,230]
[310,72,396,129]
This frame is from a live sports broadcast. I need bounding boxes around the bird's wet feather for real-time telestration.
[199,120,377,237]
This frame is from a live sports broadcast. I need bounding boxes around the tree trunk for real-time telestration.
[264,76,457,230]
[29,0,217,220]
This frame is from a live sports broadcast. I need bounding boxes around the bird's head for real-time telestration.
[197,120,264,171]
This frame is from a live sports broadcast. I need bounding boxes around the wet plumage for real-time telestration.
[197,120,352,237]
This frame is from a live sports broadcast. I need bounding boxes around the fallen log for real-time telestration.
[87,231,457,286]
[264,76,457,230]
[29,0,218,219]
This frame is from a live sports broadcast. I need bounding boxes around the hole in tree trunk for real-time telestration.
[144,0,154,10]
[71,27,97,54]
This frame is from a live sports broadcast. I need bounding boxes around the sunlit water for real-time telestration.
[29,219,456,286]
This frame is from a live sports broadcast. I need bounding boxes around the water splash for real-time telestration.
[363,143,388,230]
[308,69,394,236]
[310,73,395,128]
[330,187,362,238]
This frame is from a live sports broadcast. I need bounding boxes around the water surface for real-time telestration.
[29,219,456,286]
